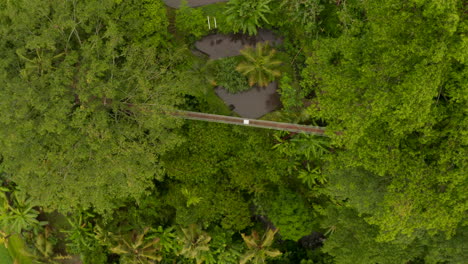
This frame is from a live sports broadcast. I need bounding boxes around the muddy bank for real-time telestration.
[163,0,228,8]
[215,83,281,119]
[195,29,283,59]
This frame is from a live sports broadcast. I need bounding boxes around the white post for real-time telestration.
[207,16,211,29]
[214,17,217,28]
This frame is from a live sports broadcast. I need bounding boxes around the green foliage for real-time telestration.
[113,0,170,45]
[0,187,46,235]
[208,56,250,93]
[162,122,286,230]
[210,227,242,264]
[321,206,424,264]
[0,0,186,214]
[278,74,303,112]
[297,165,327,188]
[1,234,34,264]
[276,0,324,36]
[0,244,13,264]
[236,42,282,87]
[273,133,330,187]
[31,227,72,264]
[112,193,174,231]
[96,225,181,263]
[62,213,95,254]
[299,249,335,264]
[258,188,316,241]
[287,135,329,161]
[32,231,54,262]
[200,3,231,34]
[176,0,209,40]
[224,0,272,35]
[326,167,388,215]
[178,224,212,264]
[148,226,180,258]
[0,0,465,263]
[108,228,162,264]
[62,212,107,263]
[181,187,204,207]
[301,0,467,242]
[239,228,282,264]
[421,225,468,264]
[166,182,252,231]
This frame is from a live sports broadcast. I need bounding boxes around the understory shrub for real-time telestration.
[278,74,303,111]
[175,0,209,40]
[208,57,250,93]
[200,3,233,34]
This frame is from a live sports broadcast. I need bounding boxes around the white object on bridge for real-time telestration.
[214,17,217,28]
[243,119,250,125]
[207,16,211,29]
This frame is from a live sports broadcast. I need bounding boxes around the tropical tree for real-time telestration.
[209,227,243,264]
[236,42,282,87]
[320,206,424,264]
[257,189,316,241]
[273,134,330,161]
[277,0,324,36]
[224,0,272,35]
[273,132,330,187]
[239,228,282,264]
[278,74,303,113]
[178,224,212,264]
[62,212,108,263]
[0,187,46,235]
[108,228,162,264]
[175,0,208,39]
[147,226,180,259]
[32,227,71,264]
[0,0,185,214]
[62,212,97,255]
[301,0,467,243]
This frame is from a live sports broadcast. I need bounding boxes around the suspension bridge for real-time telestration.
[170,111,326,136]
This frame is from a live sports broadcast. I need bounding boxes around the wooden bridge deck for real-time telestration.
[171,111,326,136]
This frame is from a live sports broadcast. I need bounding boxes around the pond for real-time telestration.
[195,29,283,118]
[163,0,228,8]
[214,83,281,119]
[163,0,284,119]
[195,29,282,60]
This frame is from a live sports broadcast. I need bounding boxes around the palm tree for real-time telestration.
[109,228,162,264]
[224,0,272,35]
[236,42,282,87]
[239,228,282,264]
[178,224,212,264]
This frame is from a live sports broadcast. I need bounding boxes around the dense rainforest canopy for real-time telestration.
[0,0,466,263]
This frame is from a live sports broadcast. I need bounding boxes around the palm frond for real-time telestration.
[237,43,283,87]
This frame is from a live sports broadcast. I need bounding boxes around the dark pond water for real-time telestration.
[196,29,283,118]
[195,29,283,59]
[215,83,281,119]
[163,0,228,8]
